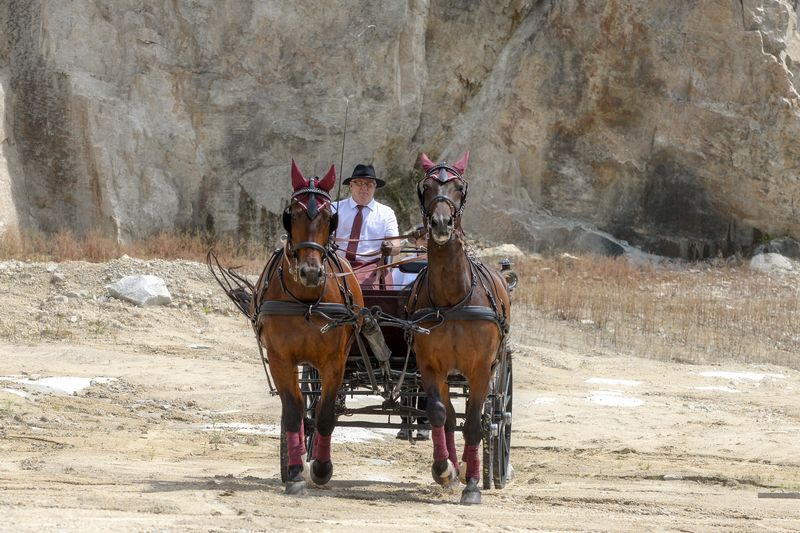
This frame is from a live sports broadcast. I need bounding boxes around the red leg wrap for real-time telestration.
[286,431,304,467]
[431,426,449,462]
[313,432,332,463]
[462,443,480,481]
[286,420,306,467]
[446,431,458,468]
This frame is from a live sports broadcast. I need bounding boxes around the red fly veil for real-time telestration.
[290,159,336,219]
[420,151,469,182]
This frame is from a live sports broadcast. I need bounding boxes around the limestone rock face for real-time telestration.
[2,1,800,258]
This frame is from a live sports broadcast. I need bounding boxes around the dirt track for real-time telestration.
[1,258,799,531]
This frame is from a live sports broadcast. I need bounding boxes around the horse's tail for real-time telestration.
[206,249,255,320]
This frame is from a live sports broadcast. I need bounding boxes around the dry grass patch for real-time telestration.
[513,255,800,369]
[0,227,269,274]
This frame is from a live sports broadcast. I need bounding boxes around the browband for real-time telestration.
[425,163,463,183]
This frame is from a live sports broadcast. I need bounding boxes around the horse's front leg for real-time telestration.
[444,389,459,475]
[423,373,458,487]
[309,358,346,485]
[460,374,489,504]
[273,363,308,495]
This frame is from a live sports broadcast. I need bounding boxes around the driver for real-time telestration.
[333,163,401,287]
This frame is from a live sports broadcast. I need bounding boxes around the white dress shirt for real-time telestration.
[333,197,399,262]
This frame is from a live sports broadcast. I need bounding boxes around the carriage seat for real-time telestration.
[398,260,427,274]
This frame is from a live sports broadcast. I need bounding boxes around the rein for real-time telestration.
[325,251,427,279]
[334,229,423,244]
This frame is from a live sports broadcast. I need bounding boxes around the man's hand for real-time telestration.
[380,240,394,257]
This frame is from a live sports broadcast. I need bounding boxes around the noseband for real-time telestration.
[417,163,469,222]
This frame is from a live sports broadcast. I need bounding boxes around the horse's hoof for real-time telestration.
[431,459,457,487]
[458,461,467,484]
[285,464,308,495]
[311,459,333,485]
[460,478,481,505]
[285,479,307,495]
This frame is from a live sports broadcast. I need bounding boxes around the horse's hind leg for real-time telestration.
[274,364,308,495]
[424,374,458,487]
[459,374,489,504]
[309,361,345,485]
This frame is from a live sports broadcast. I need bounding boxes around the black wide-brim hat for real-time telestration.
[343,163,386,188]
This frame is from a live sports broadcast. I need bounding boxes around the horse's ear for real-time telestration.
[420,153,435,173]
[318,164,336,192]
[453,151,469,175]
[291,159,308,190]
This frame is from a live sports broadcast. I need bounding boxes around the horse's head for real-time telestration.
[418,151,469,245]
[282,160,338,287]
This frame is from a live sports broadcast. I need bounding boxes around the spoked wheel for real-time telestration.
[279,365,320,481]
[482,352,513,489]
[301,365,320,461]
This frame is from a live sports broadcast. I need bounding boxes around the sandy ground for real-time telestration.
[1,257,799,532]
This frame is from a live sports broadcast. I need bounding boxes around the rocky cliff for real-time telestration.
[2,0,799,257]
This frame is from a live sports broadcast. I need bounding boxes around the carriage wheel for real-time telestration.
[301,365,320,461]
[481,404,494,490]
[481,353,513,490]
[493,355,513,489]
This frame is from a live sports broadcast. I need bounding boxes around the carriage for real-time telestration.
[209,154,515,503]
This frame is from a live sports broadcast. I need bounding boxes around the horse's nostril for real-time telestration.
[299,264,323,286]
[431,213,451,229]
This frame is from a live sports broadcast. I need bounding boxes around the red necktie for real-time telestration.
[345,205,364,262]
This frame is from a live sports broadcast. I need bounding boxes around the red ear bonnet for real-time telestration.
[452,151,469,176]
[289,160,333,216]
[291,159,309,191]
[420,153,436,173]
[317,164,336,192]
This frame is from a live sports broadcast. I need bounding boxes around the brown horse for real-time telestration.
[407,152,511,504]
[249,161,363,495]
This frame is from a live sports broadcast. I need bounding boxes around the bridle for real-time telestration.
[417,163,469,226]
[281,178,339,278]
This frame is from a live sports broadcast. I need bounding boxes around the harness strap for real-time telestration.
[409,305,502,323]
[257,300,354,321]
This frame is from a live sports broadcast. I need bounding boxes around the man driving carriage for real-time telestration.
[333,164,401,288]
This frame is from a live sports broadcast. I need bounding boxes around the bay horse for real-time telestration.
[407,152,511,504]
[246,161,363,495]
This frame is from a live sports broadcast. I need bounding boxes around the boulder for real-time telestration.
[750,252,795,272]
[105,275,172,306]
